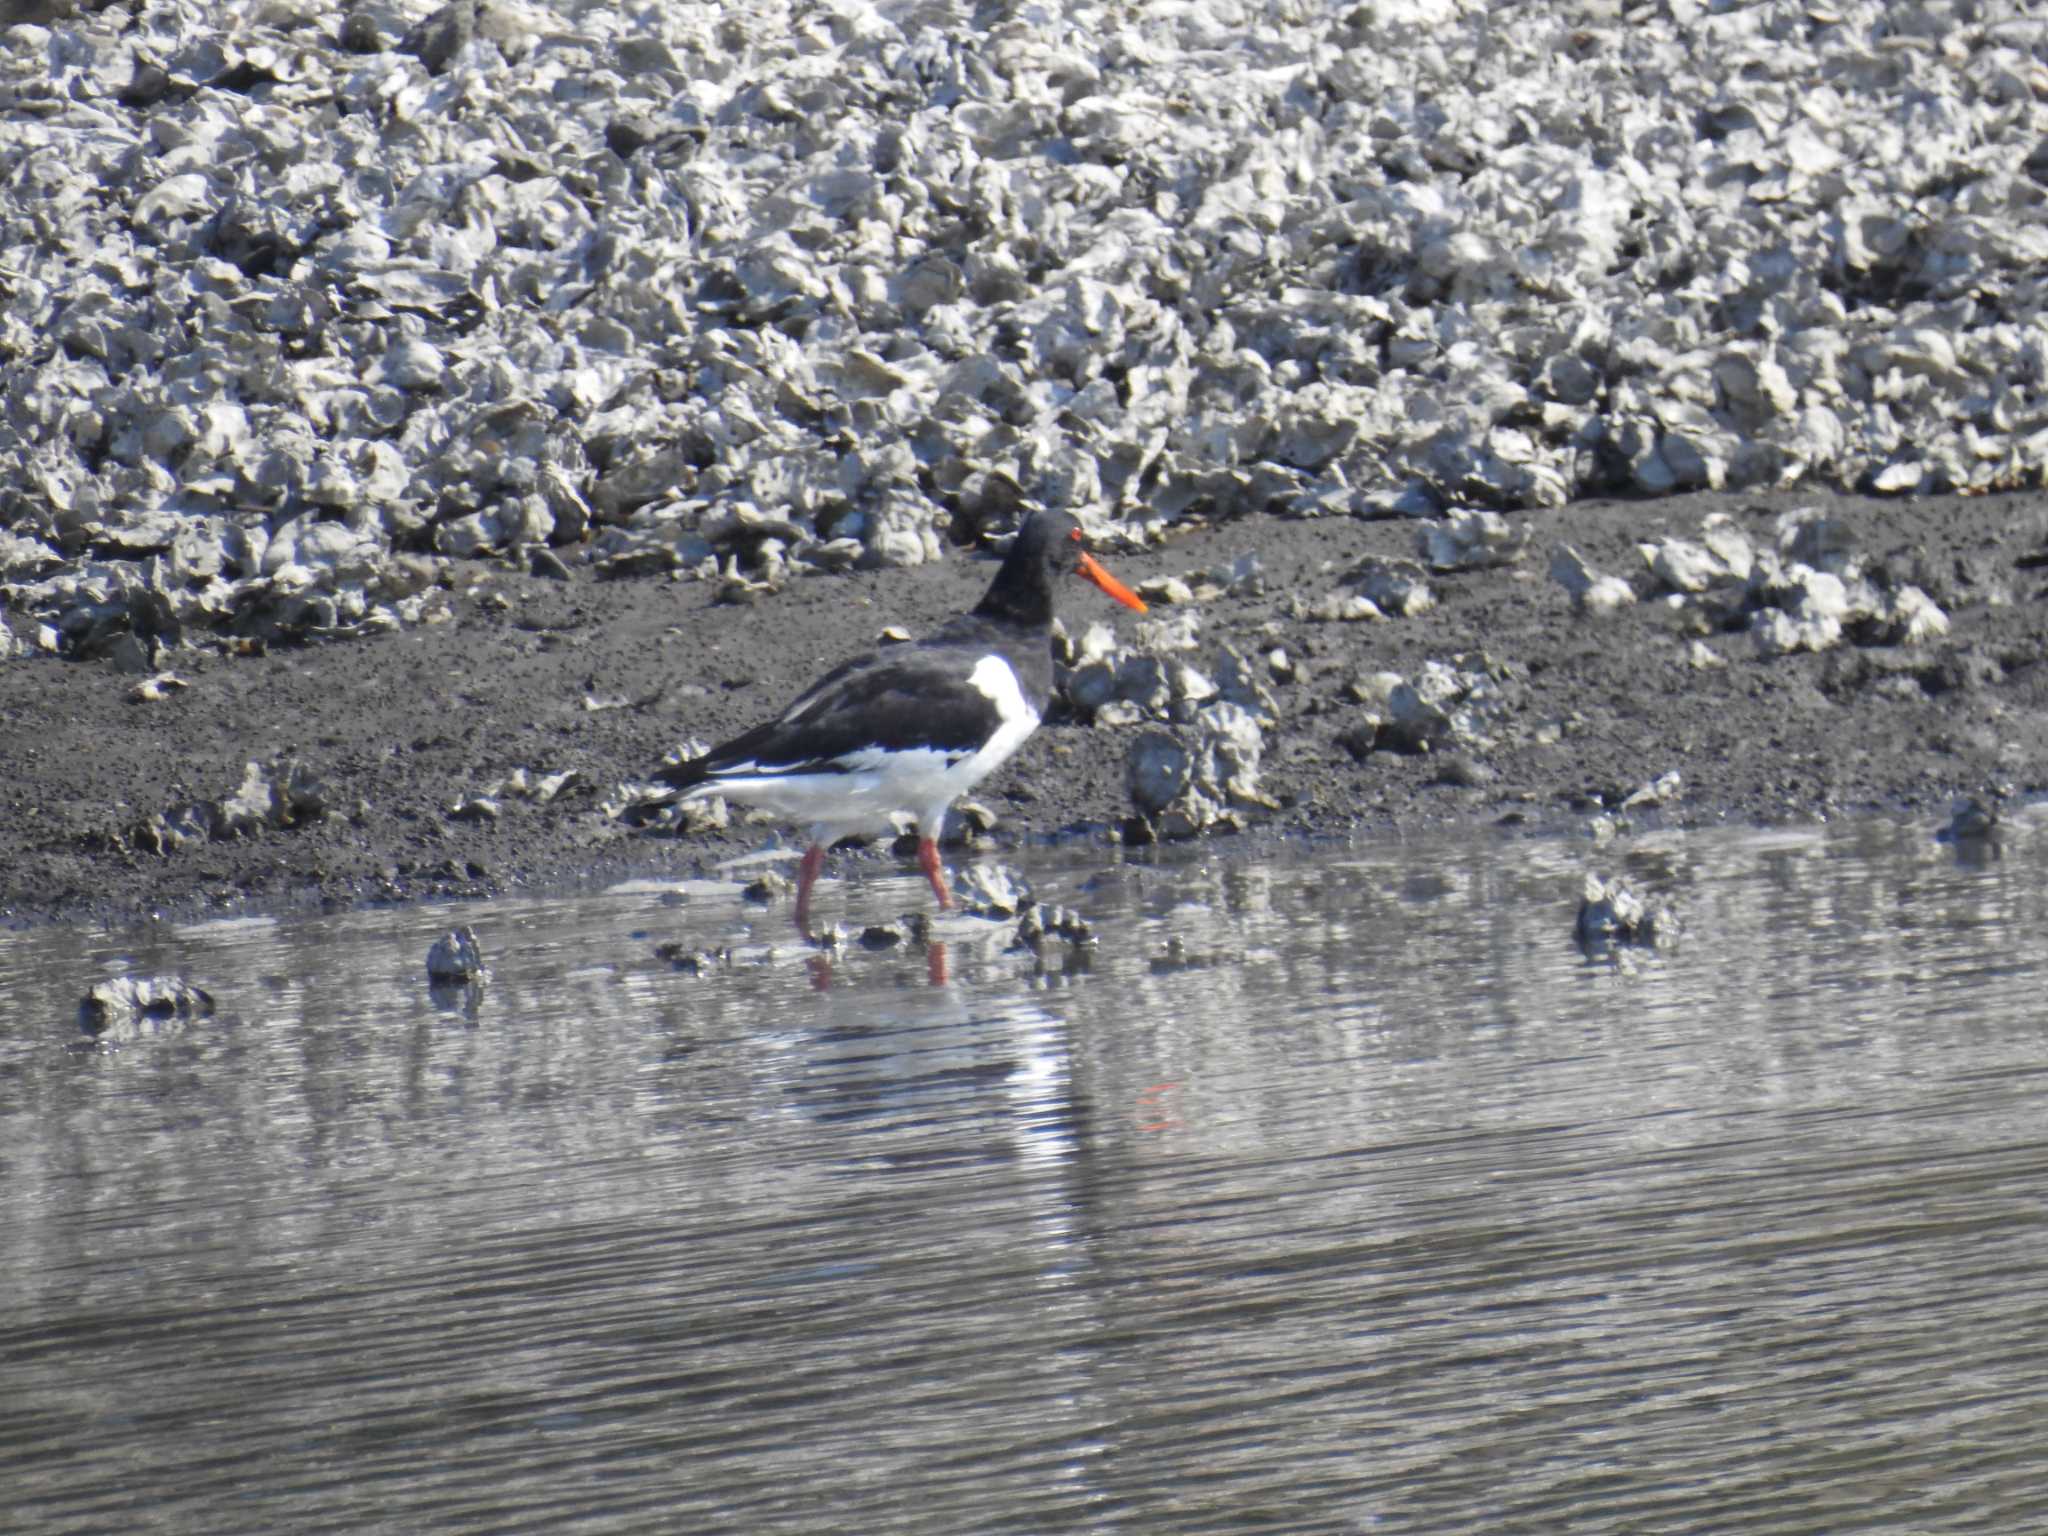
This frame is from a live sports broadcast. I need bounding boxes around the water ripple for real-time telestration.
[5,820,2048,1531]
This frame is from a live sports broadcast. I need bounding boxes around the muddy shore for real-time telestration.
[4,487,2045,929]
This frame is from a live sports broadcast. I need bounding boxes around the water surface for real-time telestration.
[5,818,2048,1533]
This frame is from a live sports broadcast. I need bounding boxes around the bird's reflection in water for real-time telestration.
[805,939,950,991]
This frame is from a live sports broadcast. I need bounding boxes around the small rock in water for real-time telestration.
[1014,903,1095,955]
[654,942,727,975]
[956,862,1031,917]
[79,976,214,1039]
[426,926,488,984]
[1935,797,2002,847]
[1148,935,1234,974]
[1574,874,1679,954]
[946,800,1000,845]
[742,871,796,905]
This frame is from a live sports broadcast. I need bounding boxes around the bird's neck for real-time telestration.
[971,576,1053,630]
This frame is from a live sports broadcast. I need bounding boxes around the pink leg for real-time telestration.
[793,843,826,938]
[917,837,951,909]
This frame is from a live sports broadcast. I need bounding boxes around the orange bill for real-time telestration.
[1077,550,1148,612]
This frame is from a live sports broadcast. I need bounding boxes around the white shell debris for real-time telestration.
[1137,576,1198,608]
[1212,644,1281,726]
[1342,557,1436,619]
[1698,516,1757,586]
[1628,505,1952,659]
[1881,586,1951,646]
[129,671,190,702]
[1339,655,1506,759]
[1068,616,1283,832]
[1743,508,1950,657]
[7,0,2042,664]
[609,739,735,829]
[1421,511,1529,574]
[1125,702,1273,839]
[944,801,999,847]
[1642,527,1749,595]
[1063,622,1242,730]
[1298,591,1388,625]
[132,756,327,852]
[481,767,585,804]
[426,926,489,985]
[1620,771,1684,811]
[1549,546,1636,616]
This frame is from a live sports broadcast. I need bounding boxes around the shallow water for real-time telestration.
[5,816,2048,1534]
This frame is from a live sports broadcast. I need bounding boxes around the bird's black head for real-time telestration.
[973,511,1146,627]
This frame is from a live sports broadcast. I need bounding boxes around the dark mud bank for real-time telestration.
[5,489,2046,928]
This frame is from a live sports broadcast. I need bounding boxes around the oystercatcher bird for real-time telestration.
[652,511,1147,936]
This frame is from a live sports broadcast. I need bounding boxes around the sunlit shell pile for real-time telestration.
[1579,504,1956,658]
[3,0,2043,659]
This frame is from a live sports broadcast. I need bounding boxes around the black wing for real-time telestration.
[657,653,1002,789]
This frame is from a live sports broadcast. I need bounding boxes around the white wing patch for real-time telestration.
[968,654,1032,725]
[950,653,1042,815]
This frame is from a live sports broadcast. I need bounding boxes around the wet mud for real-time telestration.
[4,486,2047,927]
